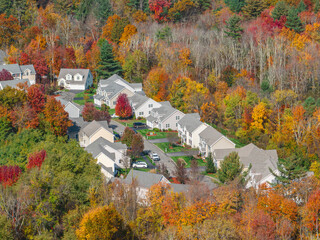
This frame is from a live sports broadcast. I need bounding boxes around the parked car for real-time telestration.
[150,152,160,161]
[132,161,148,168]
[133,122,146,129]
[114,133,121,140]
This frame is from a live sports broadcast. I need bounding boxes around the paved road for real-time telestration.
[142,156,155,169]
[166,150,199,157]
[148,138,170,143]
[110,120,177,174]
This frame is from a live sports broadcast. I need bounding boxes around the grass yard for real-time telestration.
[138,129,178,140]
[155,142,187,153]
[73,99,94,105]
[74,91,95,98]
[171,156,206,168]
[115,118,146,127]
[109,108,115,115]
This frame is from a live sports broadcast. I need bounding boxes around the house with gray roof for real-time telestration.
[0,64,36,88]
[86,137,128,180]
[94,74,143,108]
[129,93,161,119]
[57,69,93,90]
[79,120,114,147]
[177,113,207,148]
[55,96,83,118]
[199,125,235,157]
[213,143,278,188]
[146,102,185,131]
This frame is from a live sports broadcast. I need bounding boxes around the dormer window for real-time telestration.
[66,74,72,80]
[74,73,83,81]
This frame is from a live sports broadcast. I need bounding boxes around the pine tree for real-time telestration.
[285,7,304,33]
[270,155,307,185]
[128,0,149,12]
[218,152,243,183]
[206,153,216,174]
[225,15,243,40]
[95,0,112,24]
[242,0,266,19]
[96,39,123,79]
[271,1,288,20]
[315,0,320,13]
[297,0,306,13]
[225,0,245,13]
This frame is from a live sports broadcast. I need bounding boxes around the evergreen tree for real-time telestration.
[297,0,306,13]
[206,153,216,174]
[194,0,212,11]
[76,0,93,22]
[96,40,123,79]
[95,0,112,25]
[128,0,149,12]
[270,154,307,185]
[271,0,288,20]
[0,0,12,14]
[242,0,266,19]
[110,18,130,44]
[225,0,245,13]
[285,7,304,33]
[225,15,243,40]
[218,152,243,183]
[315,0,320,13]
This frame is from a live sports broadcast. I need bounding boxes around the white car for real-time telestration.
[132,161,148,168]
[150,153,160,161]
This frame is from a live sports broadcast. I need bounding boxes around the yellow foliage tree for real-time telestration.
[119,24,137,45]
[251,102,269,131]
[101,14,121,40]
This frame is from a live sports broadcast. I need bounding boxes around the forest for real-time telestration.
[1,0,320,239]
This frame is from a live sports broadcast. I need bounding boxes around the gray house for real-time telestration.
[55,96,83,118]
[94,74,143,108]
[0,64,36,87]
[213,143,278,188]
[146,102,185,131]
[129,93,161,119]
[57,69,93,90]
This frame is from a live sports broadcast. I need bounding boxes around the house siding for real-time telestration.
[134,99,161,119]
[109,88,135,108]
[191,124,207,148]
[161,111,185,131]
[90,128,115,145]
[211,137,235,151]
[64,103,80,118]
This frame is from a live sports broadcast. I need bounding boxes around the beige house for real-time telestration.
[199,125,235,157]
[79,120,114,147]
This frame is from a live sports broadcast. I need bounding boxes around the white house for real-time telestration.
[94,74,143,108]
[0,64,36,88]
[79,120,114,147]
[57,69,93,90]
[146,102,185,131]
[213,143,279,188]
[85,137,128,180]
[129,93,161,119]
[55,96,83,118]
[177,113,207,148]
[199,125,235,157]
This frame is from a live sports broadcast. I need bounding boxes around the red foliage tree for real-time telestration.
[27,84,45,113]
[64,47,76,68]
[0,165,22,186]
[149,0,172,22]
[11,104,39,131]
[130,133,144,158]
[115,93,132,119]
[27,150,46,170]
[19,52,31,65]
[0,69,13,81]
[32,54,49,77]
[43,96,73,136]
[82,103,111,124]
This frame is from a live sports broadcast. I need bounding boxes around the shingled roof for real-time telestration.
[80,121,113,137]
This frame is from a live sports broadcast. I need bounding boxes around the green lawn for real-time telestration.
[109,108,115,115]
[171,156,207,168]
[74,91,95,98]
[155,142,187,153]
[137,129,178,140]
[73,99,94,105]
[115,118,146,127]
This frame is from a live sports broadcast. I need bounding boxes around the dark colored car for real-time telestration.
[114,134,121,140]
[133,122,146,129]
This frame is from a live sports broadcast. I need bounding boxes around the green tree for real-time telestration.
[206,153,216,174]
[123,50,149,83]
[315,0,320,13]
[110,17,130,43]
[156,26,172,42]
[0,0,12,14]
[76,0,93,22]
[95,0,112,24]
[224,0,245,13]
[128,0,149,12]
[218,151,243,183]
[271,0,288,20]
[242,0,266,19]
[194,0,211,11]
[0,117,13,140]
[96,39,123,79]
[224,15,243,40]
[297,0,306,13]
[285,7,304,33]
[270,154,307,185]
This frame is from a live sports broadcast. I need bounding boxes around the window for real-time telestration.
[113,101,116,105]
[139,112,144,116]
[176,123,178,127]
[176,116,180,120]
[148,104,153,108]
[149,111,151,114]
[166,123,170,128]
[77,76,80,80]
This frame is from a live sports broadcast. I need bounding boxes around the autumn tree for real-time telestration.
[200,102,218,125]
[27,84,45,113]
[121,127,135,147]
[96,39,123,79]
[225,15,243,40]
[149,0,172,22]
[242,0,267,19]
[82,103,111,124]
[218,151,244,183]
[11,104,39,131]
[272,1,288,20]
[27,150,46,170]
[144,67,169,101]
[157,163,170,179]
[123,50,148,83]
[110,17,130,43]
[0,165,21,186]
[76,205,133,240]
[130,133,144,158]
[174,159,188,184]
[43,96,73,136]
[0,14,20,48]
[0,69,13,81]
[115,93,132,119]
